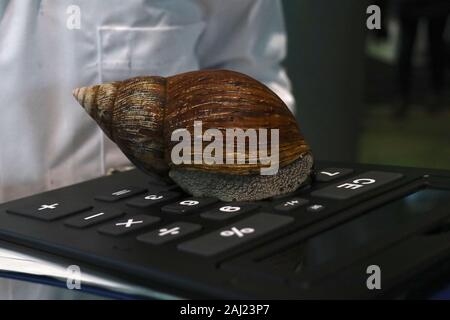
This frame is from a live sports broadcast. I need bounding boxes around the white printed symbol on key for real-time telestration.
[220,227,255,238]
[284,200,299,206]
[38,203,59,211]
[112,189,131,196]
[180,200,199,206]
[145,195,163,200]
[116,219,143,228]
[320,171,340,176]
[84,212,105,220]
[158,227,180,236]
[309,204,324,211]
[219,206,241,213]
[337,178,376,190]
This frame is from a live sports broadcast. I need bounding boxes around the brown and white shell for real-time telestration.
[73,69,313,201]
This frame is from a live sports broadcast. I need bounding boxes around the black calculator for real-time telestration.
[0,161,449,299]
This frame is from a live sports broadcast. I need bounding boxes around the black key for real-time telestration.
[65,209,124,228]
[95,186,147,202]
[98,215,160,236]
[306,204,326,213]
[137,222,202,245]
[161,198,218,214]
[315,168,354,182]
[147,176,176,187]
[274,197,308,212]
[127,191,181,208]
[7,201,91,221]
[178,213,294,256]
[201,203,259,220]
[311,171,403,200]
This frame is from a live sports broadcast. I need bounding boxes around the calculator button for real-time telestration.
[161,198,218,214]
[98,215,160,236]
[7,202,92,221]
[315,168,354,182]
[65,209,124,228]
[311,171,403,200]
[178,213,294,256]
[274,198,308,212]
[95,187,147,202]
[126,191,181,208]
[201,203,259,220]
[306,204,325,212]
[137,222,202,245]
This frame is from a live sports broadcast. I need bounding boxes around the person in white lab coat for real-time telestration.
[0,0,294,299]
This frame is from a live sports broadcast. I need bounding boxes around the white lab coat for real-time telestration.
[0,0,293,299]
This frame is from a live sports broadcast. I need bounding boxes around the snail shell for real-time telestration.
[73,69,313,201]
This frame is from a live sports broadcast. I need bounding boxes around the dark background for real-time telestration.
[282,0,450,170]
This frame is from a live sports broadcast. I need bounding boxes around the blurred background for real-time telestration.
[283,0,450,170]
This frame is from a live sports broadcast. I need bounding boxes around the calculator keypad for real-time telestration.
[3,169,406,258]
